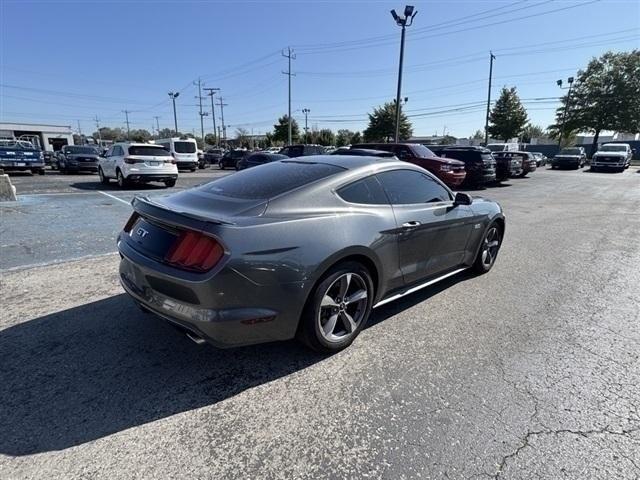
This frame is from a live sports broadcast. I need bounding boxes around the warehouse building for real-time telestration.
[0,122,75,152]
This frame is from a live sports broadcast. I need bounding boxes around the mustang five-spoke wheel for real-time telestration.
[473,223,502,274]
[300,261,374,353]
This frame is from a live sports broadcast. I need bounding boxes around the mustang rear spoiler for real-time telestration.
[132,195,235,227]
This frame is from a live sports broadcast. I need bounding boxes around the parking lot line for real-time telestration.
[98,190,132,206]
[1,251,119,274]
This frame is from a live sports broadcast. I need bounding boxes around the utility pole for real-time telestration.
[218,96,228,147]
[153,116,160,137]
[194,78,207,147]
[484,51,496,145]
[122,110,131,140]
[94,115,102,146]
[217,126,222,146]
[301,108,310,143]
[204,87,220,146]
[282,47,296,145]
[77,120,83,144]
[168,91,180,133]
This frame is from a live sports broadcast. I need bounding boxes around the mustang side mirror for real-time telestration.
[454,192,472,206]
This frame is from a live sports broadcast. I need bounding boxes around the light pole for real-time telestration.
[390,5,417,143]
[557,76,575,148]
[168,91,180,134]
[302,108,310,143]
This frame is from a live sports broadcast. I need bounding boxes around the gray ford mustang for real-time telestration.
[118,155,505,352]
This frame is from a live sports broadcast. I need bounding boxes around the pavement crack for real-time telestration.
[492,424,640,478]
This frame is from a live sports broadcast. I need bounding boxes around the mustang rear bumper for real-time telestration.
[118,239,307,348]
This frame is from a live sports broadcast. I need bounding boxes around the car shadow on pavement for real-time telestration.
[0,272,473,456]
[70,181,168,191]
[0,294,324,456]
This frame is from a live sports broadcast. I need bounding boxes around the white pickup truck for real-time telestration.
[591,143,634,172]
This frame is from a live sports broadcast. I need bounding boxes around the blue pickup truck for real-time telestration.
[0,139,45,175]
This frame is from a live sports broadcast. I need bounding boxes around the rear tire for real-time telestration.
[472,223,503,274]
[218,161,225,170]
[298,261,374,353]
[116,169,128,188]
[164,179,176,187]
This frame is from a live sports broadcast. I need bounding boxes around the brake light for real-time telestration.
[165,230,224,272]
[124,156,135,164]
[123,212,140,232]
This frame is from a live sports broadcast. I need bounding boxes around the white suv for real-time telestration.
[99,143,179,188]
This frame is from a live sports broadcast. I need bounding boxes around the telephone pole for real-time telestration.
[94,115,102,146]
[218,96,228,147]
[153,116,160,137]
[204,87,220,146]
[194,78,207,146]
[302,108,310,143]
[484,51,496,145]
[282,47,296,145]
[122,110,131,140]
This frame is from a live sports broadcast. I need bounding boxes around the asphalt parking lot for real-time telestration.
[1,166,639,479]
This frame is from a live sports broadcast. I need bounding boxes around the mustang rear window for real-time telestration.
[199,161,345,199]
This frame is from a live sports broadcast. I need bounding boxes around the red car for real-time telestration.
[352,143,466,188]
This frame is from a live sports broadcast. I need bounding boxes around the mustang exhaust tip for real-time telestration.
[185,331,207,345]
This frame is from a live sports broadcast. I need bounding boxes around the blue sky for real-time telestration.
[1,0,638,138]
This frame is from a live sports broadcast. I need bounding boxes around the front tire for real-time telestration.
[472,223,503,274]
[298,261,374,353]
[218,161,225,170]
[164,178,176,187]
[98,167,110,185]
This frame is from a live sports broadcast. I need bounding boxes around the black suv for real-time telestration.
[438,146,497,186]
[218,150,248,169]
[278,144,325,158]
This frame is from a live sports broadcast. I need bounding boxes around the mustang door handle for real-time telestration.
[401,221,421,230]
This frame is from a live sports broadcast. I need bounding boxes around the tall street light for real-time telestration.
[168,91,180,134]
[557,76,575,148]
[390,5,417,143]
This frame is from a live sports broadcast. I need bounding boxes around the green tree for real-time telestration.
[335,129,359,147]
[204,133,217,146]
[157,128,180,139]
[272,115,300,144]
[363,102,412,142]
[487,87,528,142]
[350,131,362,144]
[315,128,335,146]
[470,129,484,143]
[520,124,545,143]
[548,50,640,154]
[129,129,152,143]
[93,127,127,142]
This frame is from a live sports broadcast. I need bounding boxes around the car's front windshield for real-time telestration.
[599,145,627,152]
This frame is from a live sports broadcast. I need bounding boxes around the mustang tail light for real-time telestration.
[123,212,140,232]
[165,230,224,272]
